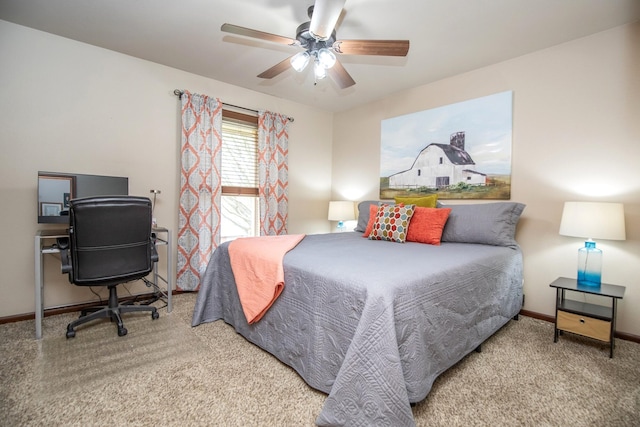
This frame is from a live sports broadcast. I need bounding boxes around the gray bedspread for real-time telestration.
[192,232,523,426]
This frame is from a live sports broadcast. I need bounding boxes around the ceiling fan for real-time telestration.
[221,0,410,89]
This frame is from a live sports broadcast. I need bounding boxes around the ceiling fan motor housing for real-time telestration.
[296,21,336,51]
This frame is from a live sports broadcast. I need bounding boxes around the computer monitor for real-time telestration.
[37,171,129,224]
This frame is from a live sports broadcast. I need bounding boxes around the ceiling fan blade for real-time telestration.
[257,56,294,79]
[309,0,346,40]
[333,40,410,57]
[328,60,356,89]
[221,23,297,46]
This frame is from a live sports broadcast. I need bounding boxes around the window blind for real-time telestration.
[222,115,258,194]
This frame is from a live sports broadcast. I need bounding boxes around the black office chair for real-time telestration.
[60,196,160,338]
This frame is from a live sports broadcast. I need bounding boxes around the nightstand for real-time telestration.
[550,277,625,358]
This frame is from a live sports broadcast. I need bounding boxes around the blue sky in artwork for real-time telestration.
[380,91,513,177]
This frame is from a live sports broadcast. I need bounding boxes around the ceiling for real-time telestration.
[1,0,639,112]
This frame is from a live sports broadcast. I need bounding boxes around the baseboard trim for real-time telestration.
[519,309,555,323]
[2,299,639,344]
[519,309,640,344]
[0,290,190,325]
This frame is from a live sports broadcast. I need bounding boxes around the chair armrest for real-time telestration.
[57,237,73,275]
[150,234,159,263]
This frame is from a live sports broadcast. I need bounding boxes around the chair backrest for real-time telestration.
[68,196,154,286]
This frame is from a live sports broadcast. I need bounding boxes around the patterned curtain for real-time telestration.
[258,111,290,236]
[176,91,223,291]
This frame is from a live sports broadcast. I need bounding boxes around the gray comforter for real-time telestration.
[192,232,523,426]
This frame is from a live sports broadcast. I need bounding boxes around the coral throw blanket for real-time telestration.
[228,234,305,324]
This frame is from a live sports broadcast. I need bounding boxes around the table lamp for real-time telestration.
[559,201,626,287]
[328,201,356,232]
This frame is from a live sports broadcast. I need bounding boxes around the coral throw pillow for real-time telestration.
[368,204,416,243]
[363,204,380,237]
[406,207,452,245]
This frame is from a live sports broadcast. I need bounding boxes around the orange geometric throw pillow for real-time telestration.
[406,207,452,245]
[368,204,416,243]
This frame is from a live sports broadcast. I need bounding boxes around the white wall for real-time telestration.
[2,19,639,338]
[332,23,640,337]
[0,20,333,317]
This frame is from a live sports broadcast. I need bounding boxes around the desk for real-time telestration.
[34,227,173,339]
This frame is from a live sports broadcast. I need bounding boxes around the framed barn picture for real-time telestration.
[380,91,513,200]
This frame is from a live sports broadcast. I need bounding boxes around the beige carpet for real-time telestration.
[1,293,638,426]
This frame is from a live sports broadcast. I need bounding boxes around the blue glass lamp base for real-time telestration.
[577,240,602,288]
[577,275,601,288]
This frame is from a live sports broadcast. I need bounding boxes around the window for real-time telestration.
[436,176,449,187]
[221,110,259,242]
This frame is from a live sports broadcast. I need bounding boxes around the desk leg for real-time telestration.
[34,236,43,340]
[152,260,158,299]
[151,230,172,313]
[167,229,172,313]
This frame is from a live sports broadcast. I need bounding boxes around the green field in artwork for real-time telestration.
[380,175,511,200]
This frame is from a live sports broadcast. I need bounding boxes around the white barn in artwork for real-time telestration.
[388,132,486,189]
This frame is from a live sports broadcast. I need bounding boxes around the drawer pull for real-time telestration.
[580,318,585,323]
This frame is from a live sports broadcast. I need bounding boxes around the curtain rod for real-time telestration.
[173,89,294,122]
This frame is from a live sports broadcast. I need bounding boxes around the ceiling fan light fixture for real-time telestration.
[221,0,407,89]
[317,48,336,69]
[314,60,328,79]
[291,51,311,72]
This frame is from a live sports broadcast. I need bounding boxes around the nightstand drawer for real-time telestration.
[557,310,610,342]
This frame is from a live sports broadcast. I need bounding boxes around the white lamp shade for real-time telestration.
[291,51,310,72]
[313,60,327,79]
[559,201,626,240]
[328,201,356,221]
[317,48,336,69]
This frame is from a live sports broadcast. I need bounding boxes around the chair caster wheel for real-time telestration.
[66,329,76,339]
[152,311,159,320]
[118,327,128,337]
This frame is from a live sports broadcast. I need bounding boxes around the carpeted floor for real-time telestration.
[1,293,638,426]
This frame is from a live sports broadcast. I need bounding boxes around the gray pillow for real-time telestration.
[440,202,525,247]
[354,200,381,232]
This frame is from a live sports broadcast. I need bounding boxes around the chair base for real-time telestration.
[66,285,158,338]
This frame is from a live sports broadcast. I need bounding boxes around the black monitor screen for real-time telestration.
[38,171,129,224]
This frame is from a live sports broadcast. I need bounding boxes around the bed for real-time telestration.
[192,201,525,426]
